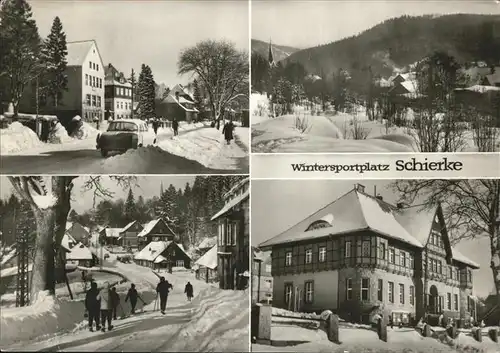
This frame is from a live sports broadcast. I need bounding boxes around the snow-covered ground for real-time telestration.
[0,122,44,154]
[1,262,249,352]
[253,323,499,353]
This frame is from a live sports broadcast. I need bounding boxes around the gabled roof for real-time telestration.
[163,94,199,112]
[211,188,249,221]
[134,241,171,261]
[137,219,176,238]
[103,228,122,238]
[258,188,478,269]
[197,236,217,249]
[195,245,217,269]
[121,220,142,234]
[66,40,102,67]
[66,242,93,261]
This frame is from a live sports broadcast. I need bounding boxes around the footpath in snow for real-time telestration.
[157,126,249,171]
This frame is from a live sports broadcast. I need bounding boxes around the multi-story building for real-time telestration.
[212,177,250,290]
[19,40,105,126]
[252,247,273,304]
[104,63,133,120]
[259,184,480,324]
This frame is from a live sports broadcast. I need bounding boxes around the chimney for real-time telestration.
[355,184,365,193]
[376,195,383,201]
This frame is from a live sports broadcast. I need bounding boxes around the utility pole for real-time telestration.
[15,207,30,307]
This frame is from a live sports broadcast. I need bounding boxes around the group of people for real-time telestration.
[151,118,179,136]
[85,277,195,331]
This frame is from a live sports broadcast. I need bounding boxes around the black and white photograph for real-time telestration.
[0,175,250,351]
[251,0,500,153]
[0,0,249,174]
[251,179,500,352]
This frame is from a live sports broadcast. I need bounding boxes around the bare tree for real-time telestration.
[471,110,499,152]
[392,179,500,309]
[7,176,135,302]
[178,40,248,125]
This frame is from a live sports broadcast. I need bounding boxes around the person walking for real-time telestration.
[85,281,101,332]
[125,283,145,314]
[152,118,159,135]
[156,276,173,314]
[172,118,179,136]
[110,287,120,320]
[184,282,193,302]
[222,119,234,145]
[97,282,114,332]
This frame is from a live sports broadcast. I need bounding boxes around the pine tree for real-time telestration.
[123,188,136,224]
[193,78,203,113]
[0,0,42,115]
[129,68,136,118]
[137,64,156,120]
[41,16,67,107]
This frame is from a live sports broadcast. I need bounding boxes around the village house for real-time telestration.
[252,247,273,304]
[61,232,93,267]
[133,240,191,270]
[211,177,250,290]
[104,63,133,120]
[65,222,91,246]
[157,84,199,123]
[259,184,480,325]
[195,236,217,257]
[119,221,143,248]
[137,218,177,249]
[99,227,123,246]
[194,245,218,283]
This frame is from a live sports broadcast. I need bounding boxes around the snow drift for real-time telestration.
[48,122,72,144]
[71,121,99,140]
[0,122,43,154]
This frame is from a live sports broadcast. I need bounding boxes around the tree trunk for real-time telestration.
[490,229,500,325]
[30,208,57,301]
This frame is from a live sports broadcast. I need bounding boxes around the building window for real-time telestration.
[86,94,91,106]
[304,281,314,304]
[399,283,405,304]
[346,278,353,300]
[379,242,386,260]
[389,248,395,264]
[410,285,415,306]
[409,253,414,269]
[96,64,99,71]
[468,269,472,282]
[400,251,406,267]
[438,261,442,274]
[345,241,351,258]
[318,247,326,262]
[116,87,119,95]
[85,74,88,86]
[285,252,292,266]
[377,279,383,301]
[89,61,92,69]
[447,293,451,310]
[176,260,184,267]
[362,241,370,257]
[97,96,101,108]
[284,283,293,305]
[91,95,96,107]
[99,78,102,89]
[388,282,394,303]
[454,294,458,311]
[231,222,237,245]
[361,278,369,301]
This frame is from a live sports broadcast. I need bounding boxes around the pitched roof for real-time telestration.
[121,220,141,233]
[66,242,93,261]
[195,245,218,269]
[197,237,217,249]
[484,71,500,86]
[134,241,171,261]
[66,40,100,67]
[104,228,123,238]
[258,189,478,269]
[137,219,176,238]
[211,188,249,221]
[163,94,199,112]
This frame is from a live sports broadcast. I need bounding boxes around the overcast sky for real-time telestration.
[0,176,194,213]
[251,180,495,297]
[29,0,249,85]
[252,0,500,48]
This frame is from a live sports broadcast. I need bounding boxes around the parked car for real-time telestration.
[96,119,156,157]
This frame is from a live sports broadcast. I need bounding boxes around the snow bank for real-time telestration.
[251,93,270,125]
[234,127,249,151]
[71,121,99,140]
[0,122,43,154]
[48,122,72,144]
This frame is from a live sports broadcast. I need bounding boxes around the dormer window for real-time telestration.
[306,220,331,232]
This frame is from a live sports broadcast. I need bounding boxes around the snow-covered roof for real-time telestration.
[65,222,73,231]
[154,255,168,264]
[104,79,132,88]
[121,220,140,233]
[104,228,122,238]
[61,233,78,251]
[137,219,175,238]
[224,177,249,199]
[451,247,480,269]
[211,189,249,221]
[456,85,500,93]
[195,245,217,269]
[66,40,101,67]
[400,80,418,93]
[176,243,191,259]
[66,243,93,261]
[134,241,171,261]
[198,237,217,249]
[164,94,199,112]
[259,188,479,269]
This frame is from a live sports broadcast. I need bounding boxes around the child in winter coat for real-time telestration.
[110,287,120,320]
[85,281,101,332]
[97,282,114,332]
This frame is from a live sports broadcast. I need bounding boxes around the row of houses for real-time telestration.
[8,39,201,129]
[256,183,482,325]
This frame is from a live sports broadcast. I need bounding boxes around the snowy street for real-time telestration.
[0,125,249,174]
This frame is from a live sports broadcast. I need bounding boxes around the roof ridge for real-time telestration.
[67,39,96,44]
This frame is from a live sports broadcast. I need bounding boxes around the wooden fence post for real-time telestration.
[488,328,498,343]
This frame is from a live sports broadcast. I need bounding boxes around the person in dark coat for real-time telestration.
[110,287,120,320]
[172,118,179,136]
[125,283,144,314]
[152,119,159,135]
[222,120,234,145]
[184,282,193,302]
[85,281,101,332]
[156,276,173,314]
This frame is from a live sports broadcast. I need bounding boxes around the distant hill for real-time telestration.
[282,14,500,80]
[251,39,300,62]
